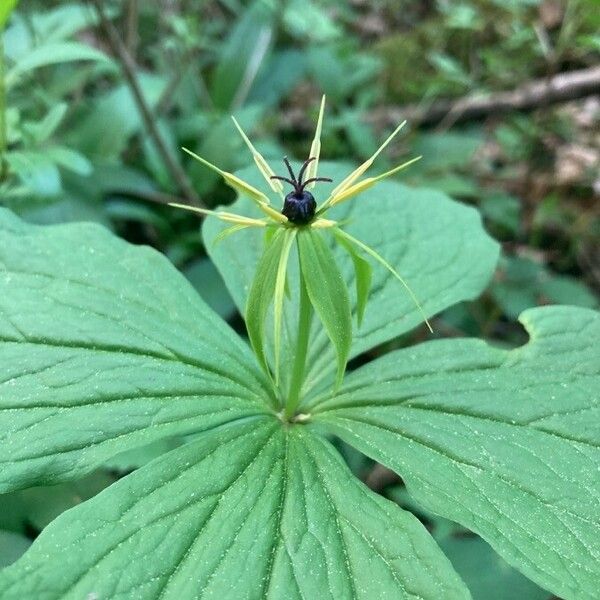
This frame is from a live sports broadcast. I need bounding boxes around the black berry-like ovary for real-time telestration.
[282,191,317,225]
[270,156,332,226]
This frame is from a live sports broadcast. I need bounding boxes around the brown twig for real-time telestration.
[125,0,139,60]
[280,66,600,133]
[370,65,600,128]
[88,0,202,207]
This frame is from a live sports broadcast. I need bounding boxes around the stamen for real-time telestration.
[297,157,316,185]
[282,157,298,184]
[270,176,297,187]
[302,177,332,186]
[272,156,333,196]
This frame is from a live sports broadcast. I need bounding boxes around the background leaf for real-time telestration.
[6,42,111,87]
[0,0,19,30]
[0,532,30,569]
[0,208,271,492]
[311,306,600,600]
[0,418,469,599]
[210,0,274,110]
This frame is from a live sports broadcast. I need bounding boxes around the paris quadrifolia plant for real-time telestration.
[172,96,431,418]
[0,96,598,600]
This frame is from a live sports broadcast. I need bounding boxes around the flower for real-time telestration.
[172,96,432,391]
[171,96,421,234]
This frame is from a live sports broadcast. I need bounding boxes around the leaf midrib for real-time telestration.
[0,337,270,405]
[1,266,268,393]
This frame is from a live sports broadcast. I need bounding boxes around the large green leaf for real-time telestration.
[203,160,499,398]
[0,208,271,492]
[310,306,600,600]
[0,418,468,599]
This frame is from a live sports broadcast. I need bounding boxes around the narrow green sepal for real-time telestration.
[212,223,253,245]
[334,228,433,333]
[273,229,297,384]
[334,229,372,327]
[264,225,278,246]
[245,229,287,376]
[297,229,352,389]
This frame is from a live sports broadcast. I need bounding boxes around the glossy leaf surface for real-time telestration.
[312,306,600,600]
[0,418,469,599]
[0,209,271,491]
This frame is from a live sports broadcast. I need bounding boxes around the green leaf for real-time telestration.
[5,150,61,197]
[0,418,469,599]
[334,228,372,326]
[0,0,19,30]
[0,531,30,569]
[298,228,352,387]
[311,306,600,600]
[204,160,499,397]
[282,0,341,42]
[65,77,165,160]
[6,42,111,87]
[0,208,271,492]
[438,536,551,600]
[22,103,68,143]
[388,485,551,599]
[245,228,286,375]
[45,146,93,176]
[210,0,274,110]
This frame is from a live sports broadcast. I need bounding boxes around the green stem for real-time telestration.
[284,265,312,419]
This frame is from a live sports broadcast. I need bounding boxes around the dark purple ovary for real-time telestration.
[282,191,317,224]
[270,156,332,226]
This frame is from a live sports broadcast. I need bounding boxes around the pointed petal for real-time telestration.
[213,223,256,244]
[257,203,289,224]
[334,228,433,333]
[182,147,271,206]
[181,147,226,176]
[310,218,337,229]
[305,95,326,188]
[328,178,376,207]
[231,116,283,196]
[370,155,422,184]
[168,203,267,227]
[329,120,407,198]
[327,155,422,208]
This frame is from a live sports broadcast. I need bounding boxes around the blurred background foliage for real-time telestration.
[0,1,598,596]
